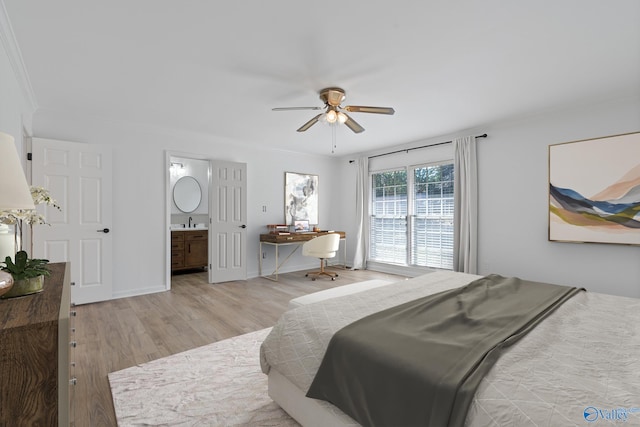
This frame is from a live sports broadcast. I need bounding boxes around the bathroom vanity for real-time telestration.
[171,229,208,272]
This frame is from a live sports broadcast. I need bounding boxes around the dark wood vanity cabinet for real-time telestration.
[171,230,208,272]
[171,232,185,269]
[186,236,208,268]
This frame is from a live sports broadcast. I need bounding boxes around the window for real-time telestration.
[370,170,407,265]
[370,162,454,270]
[411,163,454,269]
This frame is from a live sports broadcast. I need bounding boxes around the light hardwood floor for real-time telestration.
[72,267,406,426]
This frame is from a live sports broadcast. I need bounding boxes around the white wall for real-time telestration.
[30,110,341,298]
[0,18,32,139]
[477,96,640,298]
[0,28,34,261]
[23,95,640,300]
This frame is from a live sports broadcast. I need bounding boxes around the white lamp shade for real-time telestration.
[0,132,35,210]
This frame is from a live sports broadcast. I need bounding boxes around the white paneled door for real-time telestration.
[209,160,247,283]
[31,138,113,304]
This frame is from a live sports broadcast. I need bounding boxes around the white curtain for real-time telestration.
[453,135,478,274]
[353,156,369,270]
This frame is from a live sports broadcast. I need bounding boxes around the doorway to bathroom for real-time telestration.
[165,153,247,290]
[166,153,210,289]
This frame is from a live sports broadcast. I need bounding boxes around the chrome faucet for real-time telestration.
[188,217,193,228]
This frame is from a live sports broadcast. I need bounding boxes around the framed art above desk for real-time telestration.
[259,231,346,281]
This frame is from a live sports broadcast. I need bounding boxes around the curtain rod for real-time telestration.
[366,133,488,160]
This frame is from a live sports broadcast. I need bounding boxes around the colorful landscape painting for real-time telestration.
[549,132,640,245]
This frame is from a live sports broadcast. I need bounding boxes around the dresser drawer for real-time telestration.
[185,231,207,241]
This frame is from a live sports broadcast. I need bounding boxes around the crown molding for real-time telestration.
[0,1,38,111]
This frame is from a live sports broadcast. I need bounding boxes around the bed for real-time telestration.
[260,270,640,426]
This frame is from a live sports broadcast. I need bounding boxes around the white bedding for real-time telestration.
[260,271,640,426]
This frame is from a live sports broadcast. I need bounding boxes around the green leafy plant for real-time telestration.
[1,250,50,281]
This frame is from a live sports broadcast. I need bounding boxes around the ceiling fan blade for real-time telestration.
[273,106,323,111]
[343,114,365,133]
[297,114,323,132]
[344,105,395,115]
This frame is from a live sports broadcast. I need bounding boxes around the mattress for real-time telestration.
[261,271,640,426]
[287,279,394,309]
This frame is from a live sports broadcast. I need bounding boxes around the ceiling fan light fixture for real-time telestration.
[274,87,394,134]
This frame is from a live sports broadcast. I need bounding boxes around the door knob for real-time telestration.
[97,228,110,233]
[239,224,247,229]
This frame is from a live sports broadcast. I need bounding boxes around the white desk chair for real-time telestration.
[302,233,340,280]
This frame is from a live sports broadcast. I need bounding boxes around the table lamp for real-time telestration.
[0,131,35,297]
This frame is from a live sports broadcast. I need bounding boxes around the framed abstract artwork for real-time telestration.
[548,131,640,245]
[285,172,318,226]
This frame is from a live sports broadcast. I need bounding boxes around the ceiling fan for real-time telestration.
[273,87,395,134]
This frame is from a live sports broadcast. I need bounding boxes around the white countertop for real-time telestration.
[171,225,208,231]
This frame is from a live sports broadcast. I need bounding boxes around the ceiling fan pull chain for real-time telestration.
[331,123,337,154]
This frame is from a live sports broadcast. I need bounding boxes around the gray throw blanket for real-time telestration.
[306,274,583,427]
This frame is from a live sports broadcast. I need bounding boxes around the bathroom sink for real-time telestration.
[171,224,208,230]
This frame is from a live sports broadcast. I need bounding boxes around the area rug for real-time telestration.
[108,327,299,426]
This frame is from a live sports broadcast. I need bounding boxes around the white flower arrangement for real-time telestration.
[0,186,61,252]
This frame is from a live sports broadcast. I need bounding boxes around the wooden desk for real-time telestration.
[259,231,346,281]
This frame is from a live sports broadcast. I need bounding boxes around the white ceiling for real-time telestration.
[4,0,640,156]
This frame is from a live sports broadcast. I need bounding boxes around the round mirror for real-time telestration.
[173,176,202,213]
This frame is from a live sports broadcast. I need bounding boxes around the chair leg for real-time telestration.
[305,258,339,280]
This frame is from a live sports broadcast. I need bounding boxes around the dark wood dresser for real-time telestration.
[0,262,74,426]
